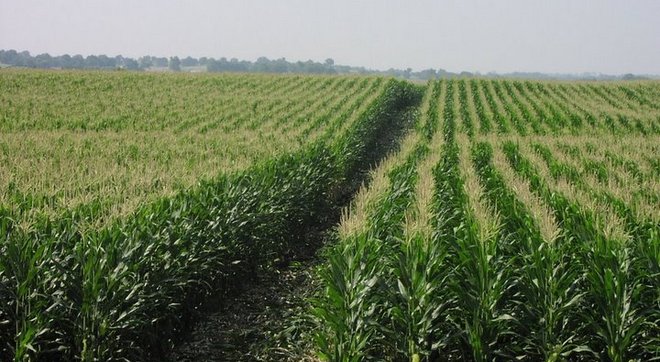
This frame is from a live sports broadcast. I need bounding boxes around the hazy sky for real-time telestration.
[1,0,659,74]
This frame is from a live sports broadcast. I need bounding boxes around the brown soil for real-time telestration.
[167,230,327,362]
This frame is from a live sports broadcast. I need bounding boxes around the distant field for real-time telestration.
[0,70,385,223]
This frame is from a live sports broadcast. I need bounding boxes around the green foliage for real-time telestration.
[2,71,659,361]
[0,75,422,360]
[388,234,449,360]
[475,141,589,359]
[503,141,659,360]
[313,233,385,361]
[315,78,659,361]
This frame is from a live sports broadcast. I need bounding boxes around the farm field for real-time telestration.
[0,69,422,360]
[314,79,659,361]
[0,70,659,361]
[0,70,389,224]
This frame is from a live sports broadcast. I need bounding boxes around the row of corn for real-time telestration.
[0,79,423,360]
[312,79,659,361]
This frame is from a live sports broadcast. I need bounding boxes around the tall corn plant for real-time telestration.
[385,94,452,361]
[444,217,507,362]
[535,142,658,359]
[312,233,385,362]
[515,236,587,360]
[431,81,510,360]
[450,142,512,361]
[313,82,430,361]
[632,226,660,358]
[0,216,80,361]
[501,142,589,360]
[0,78,422,361]
[387,234,450,361]
[503,141,652,360]
[378,82,452,362]
[369,144,427,241]
[72,228,153,361]
[372,80,449,360]
[333,79,423,182]
[1,231,52,361]
[0,209,15,360]
[584,235,645,362]
[421,81,442,141]
[469,79,492,135]
[377,83,448,361]
[529,143,647,358]
[535,141,658,359]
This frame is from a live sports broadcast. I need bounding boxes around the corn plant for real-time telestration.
[2,70,660,361]
[496,141,591,359]
[1,232,52,360]
[491,80,527,135]
[469,79,492,134]
[503,140,657,359]
[502,80,544,135]
[457,80,475,138]
[313,233,385,362]
[431,84,510,359]
[388,234,450,360]
[314,81,443,361]
[584,235,645,361]
[480,80,509,134]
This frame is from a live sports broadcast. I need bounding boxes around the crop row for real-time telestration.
[312,79,659,361]
[0,72,384,223]
[1,71,657,360]
[0,77,424,360]
[503,140,659,360]
[454,79,660,136]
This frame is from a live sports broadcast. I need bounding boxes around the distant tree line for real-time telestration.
[206,57,336,74]
[0,49,143,70]
[2,49,648,80]
[0,50,341,75]
[498,71,650,81]
[0,49,456,79]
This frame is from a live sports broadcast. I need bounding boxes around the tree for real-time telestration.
[0,49,19,65]
[34,53,54,68]
[272,58,288,73]
[123,58,139,70]
[153,57,168,67]
[85,55,100,68]
[169,56,181,71]
[97,54,115,68]
[181,56,198,67]
[71,55,85,68]
[60,54,72,68]
[253,57,270,72]
[418,68,437,80]
[138,56,153,69]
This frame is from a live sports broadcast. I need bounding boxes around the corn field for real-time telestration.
[0,70,388,224]
[0,70,658,361]
[314,79,659,361]
[0,69,423,360]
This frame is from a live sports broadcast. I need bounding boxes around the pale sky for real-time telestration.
[1,0,659,74]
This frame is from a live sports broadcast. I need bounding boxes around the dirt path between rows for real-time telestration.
[168,230,326,361]
[166,104,419,361]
